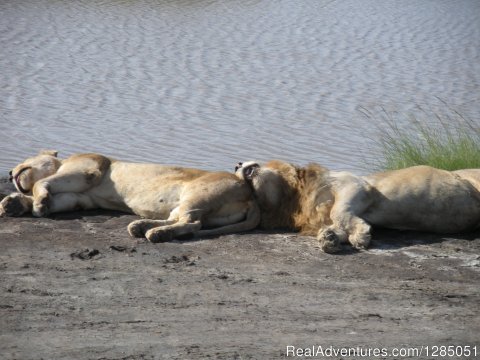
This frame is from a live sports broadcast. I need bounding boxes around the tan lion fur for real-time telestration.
[1,151,260,242]
[236,160,480,253]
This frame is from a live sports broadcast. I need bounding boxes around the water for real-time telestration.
[1,0,479,174]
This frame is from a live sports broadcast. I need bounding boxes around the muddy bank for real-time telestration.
[0,209,479,359]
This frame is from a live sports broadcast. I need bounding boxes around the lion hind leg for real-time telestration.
[32,171,103,217]
[198,201,260,237]
[145,220,202,243]
[127,219,176,238]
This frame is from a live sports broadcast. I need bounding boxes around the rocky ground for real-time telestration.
[0,181,479,359]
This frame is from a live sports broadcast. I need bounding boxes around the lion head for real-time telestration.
[235,160,302,229]
[235,160,333,233]
[9,150,61,194]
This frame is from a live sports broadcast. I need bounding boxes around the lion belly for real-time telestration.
[86,162,195,218]
[363,166,480,233]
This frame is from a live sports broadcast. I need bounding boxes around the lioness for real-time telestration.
[235,160,480,253]
[0,151,260,242]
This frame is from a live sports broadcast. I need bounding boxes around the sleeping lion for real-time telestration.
[0,151,260,242]
[235,160,480,253]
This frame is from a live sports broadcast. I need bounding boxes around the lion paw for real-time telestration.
[349,223,372,251]
[318,229,342,254]
[0,193,31,217]
[128,220,174,238]
[127,220,145,238]
[32,195,51,217]
[145,227,175,243]
[127,220,156,238]
[349,232,371,251]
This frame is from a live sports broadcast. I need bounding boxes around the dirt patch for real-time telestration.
[70,248,101,260]
[0,210,479,359]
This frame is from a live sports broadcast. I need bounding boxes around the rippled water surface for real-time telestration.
[1,0,479,173]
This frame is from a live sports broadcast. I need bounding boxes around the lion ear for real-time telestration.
[39,150,59,157]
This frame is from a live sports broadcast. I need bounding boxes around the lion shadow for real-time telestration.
[176,226,480,256]
[5,207,480,253]
[366,227,480,251]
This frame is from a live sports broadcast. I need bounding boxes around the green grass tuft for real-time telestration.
[361,105,480,171]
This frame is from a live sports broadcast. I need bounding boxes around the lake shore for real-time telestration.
[1,207,479,359]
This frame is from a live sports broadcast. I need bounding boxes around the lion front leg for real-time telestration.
[319,173,373,252]
[32,171,101,217]
[317,225,347,253]
[317,218,371,253]
[0,193,33,217]
[32,187,50,217]
[48,193,96,214]
[321,202,372,252]
[347,219,372,250]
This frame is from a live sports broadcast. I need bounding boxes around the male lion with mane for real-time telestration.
[235,160,480,253]
[0,151,260,242]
